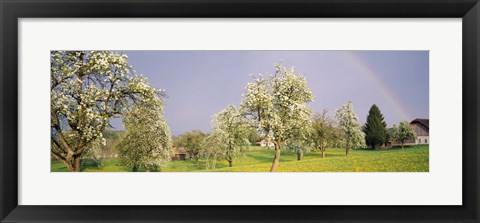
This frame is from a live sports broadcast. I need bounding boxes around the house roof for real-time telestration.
[410,118,429,129]
[173,147,188,155]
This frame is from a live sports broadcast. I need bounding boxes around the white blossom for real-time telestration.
[335,102,366,152]
[51,51,164,171]
[204,105,250,168]
[240,63,314,171]
[116,99,172,171]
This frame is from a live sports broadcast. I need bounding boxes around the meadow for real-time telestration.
[51,145,429,172]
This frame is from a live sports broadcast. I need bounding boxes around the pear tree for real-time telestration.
[392,120,417,149]
[116,99,173,172]
[201,131,224,170]
[210,105,250,167]
[335,102,366,156]
[50,51,162,172]
[241,64,314,171]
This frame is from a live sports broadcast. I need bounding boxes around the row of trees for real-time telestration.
[118,99,417,172]
[171,101,366,171]
[119,99,417,172]
[171,65,368,172]
[110,102,414,172]
[189,64,418,171]
[51,51,417,172]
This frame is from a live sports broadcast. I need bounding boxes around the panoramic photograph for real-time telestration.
[50,50,429,172]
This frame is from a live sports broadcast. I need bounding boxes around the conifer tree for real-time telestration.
[363,104,388,149]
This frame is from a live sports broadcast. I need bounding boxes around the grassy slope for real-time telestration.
[51,145,429,172]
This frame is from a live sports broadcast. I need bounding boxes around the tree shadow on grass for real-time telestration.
[304,152,346,159]
[355,146,418,152]
[246,152,276,163]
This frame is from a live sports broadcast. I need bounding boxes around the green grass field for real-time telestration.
[51,145,429,172]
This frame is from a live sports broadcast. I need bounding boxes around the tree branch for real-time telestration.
[51,109,74,153]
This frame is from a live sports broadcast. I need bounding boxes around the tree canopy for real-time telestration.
[210,105,250,167]
[310,109,341,158]
[201,130,224,170]
[116,99,173,171]
[392,120,417,149]
[174,130,208,163]
[240,64,314,171]
[363,104,388,149]
[335,102,366,156]
[50,51,162,171]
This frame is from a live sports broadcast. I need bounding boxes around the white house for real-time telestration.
[410,118,429,145]
[257,140,275,147]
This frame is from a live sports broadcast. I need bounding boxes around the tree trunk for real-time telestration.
[228,160,233,167]
[345,147,350,156]
[321,149,325,158]
[205,156,210,170]
[66,162,75,172]
[73,156,81,172]
[270,142,281,172]
[297,150,303,161]
[63,150,75,172]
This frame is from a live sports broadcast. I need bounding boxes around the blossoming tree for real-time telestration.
[241,64,314,172]
[50,51,162,172]
[392,120,417,149]
[116,99,173,172]
[210,105,250,167]
[201,131,224,170]
[335,102,366,156]
[310,109,341,158]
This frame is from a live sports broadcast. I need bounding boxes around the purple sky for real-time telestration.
[110,51,429,136]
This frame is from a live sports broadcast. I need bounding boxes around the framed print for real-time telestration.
[1,0,479,222]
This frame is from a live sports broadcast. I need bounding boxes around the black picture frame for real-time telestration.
[1,0,479,222]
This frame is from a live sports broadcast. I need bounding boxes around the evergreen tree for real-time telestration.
[363,104,388,149]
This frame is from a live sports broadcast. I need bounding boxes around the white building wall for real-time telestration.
[259,142,275,147]
[415,136,429,145]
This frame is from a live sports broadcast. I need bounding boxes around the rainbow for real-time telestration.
[343,51,412,122]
